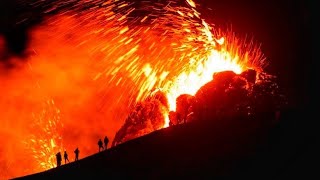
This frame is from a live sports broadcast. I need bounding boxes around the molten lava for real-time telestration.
[0,0,271,179]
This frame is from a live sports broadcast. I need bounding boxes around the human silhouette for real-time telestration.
[64,151,70,164]
[56,152,62,167]
[104,136,109,150]
[98,139,104,152]
[74,147,79,161]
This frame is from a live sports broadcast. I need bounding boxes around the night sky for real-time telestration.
[0,0,317,177]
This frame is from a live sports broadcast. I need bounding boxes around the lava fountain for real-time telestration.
[23,99,64,171]
[0,0,268,179]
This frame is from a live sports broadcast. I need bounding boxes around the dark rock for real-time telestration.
[240,69,257,83]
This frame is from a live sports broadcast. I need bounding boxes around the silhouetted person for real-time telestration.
[104,136,109,150]
[56,152,62,167]
[98,139,104,152]
[64,151,69,164]
[74,147,79,161]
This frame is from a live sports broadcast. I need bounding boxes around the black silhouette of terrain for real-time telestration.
[12,108,316,180]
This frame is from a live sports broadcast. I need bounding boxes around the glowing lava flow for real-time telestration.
[162,48,243,126]
[159,31,265,127]
[141,36,244,127]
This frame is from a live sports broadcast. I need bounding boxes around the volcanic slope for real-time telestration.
[12,108,315,180]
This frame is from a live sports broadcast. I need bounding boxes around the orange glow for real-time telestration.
[0,0,265,179]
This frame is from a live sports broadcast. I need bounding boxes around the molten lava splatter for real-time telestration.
[0,0,266,179]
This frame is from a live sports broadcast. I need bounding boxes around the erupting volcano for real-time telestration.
[0,0,286,179]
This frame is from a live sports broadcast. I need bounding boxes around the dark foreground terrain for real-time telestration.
[13,108,316,180]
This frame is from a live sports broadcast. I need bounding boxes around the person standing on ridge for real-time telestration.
[56,152,62,167]
[104,136,109,150]
[74,147,79,161]
[64,150,70,164]
[98,138,104,152]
